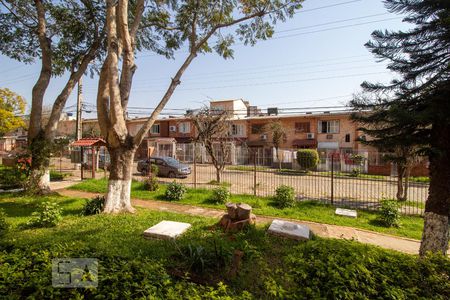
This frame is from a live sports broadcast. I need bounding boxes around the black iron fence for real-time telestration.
[164,150,429,216]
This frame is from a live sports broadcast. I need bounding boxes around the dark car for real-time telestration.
[137,157,191,178]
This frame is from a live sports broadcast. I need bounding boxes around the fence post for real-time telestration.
[253,151,257,197]
[193,142,197,189]
[331,154,334,204]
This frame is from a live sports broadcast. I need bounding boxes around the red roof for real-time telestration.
[71,138,107,147]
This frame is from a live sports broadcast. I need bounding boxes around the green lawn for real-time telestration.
[1,192,448,299]
[70,178,424,240]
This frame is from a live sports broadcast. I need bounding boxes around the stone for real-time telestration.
[335,208,357,218]
[267,219,310,241]
[143,220,191,240]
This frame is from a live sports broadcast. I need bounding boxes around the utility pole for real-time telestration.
[75,77,83,140]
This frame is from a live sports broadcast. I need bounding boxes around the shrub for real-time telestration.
[164,181,186,201]
[26,201,62,228]
[149,164,159,176]
[82,196,105,216]
[296,149,319,170]
[350,167,361,177]
[143,176,159,191]
[0,209,9,236]
[274,185,296,208]
[49,170,69,181]
[211,186,231,204]
[379,199,401,227]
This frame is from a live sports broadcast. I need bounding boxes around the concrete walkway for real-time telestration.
[56,187,423,255]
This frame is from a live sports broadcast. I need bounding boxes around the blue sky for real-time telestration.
[0,0,411,118]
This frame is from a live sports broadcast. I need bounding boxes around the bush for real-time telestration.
[143,176,159,191]
[0,209,9,236]
[164,181,186,201]
[350,167,361,177]
[26,201,62,228]
[211,186,231,204]
[296,149,319,170]
[379,199,401,227]
[0,248,247,299]
[49,170,69,181]
[81,196,105,216]
[274,185,296,208]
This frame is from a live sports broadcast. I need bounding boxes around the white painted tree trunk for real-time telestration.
[104,179,134,213]
[103,148,136,214]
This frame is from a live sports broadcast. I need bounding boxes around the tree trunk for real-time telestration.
[27,131,52,193]
[419,122,450,256]
[216,167,221,183]
[103,147,136,213]
[396,165,406,201]
[276,147,282,170]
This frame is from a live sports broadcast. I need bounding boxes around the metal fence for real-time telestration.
[166,149,429,216]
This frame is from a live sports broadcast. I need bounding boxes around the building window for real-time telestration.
[179,122,191,133]
[150,124,160,134]
[231,124,244,136]
[251,124,265,134]
[295,122,310,133]
[318,120,339,134]
[345,133,351,143]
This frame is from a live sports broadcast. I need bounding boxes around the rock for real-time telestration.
[335,208,357,218]
[236,203,252,220]
[267,219,310,241]
[143,220,191,240]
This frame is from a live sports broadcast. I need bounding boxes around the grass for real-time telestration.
[227,165,268,172]
[70,178,424,240]
[0,191,448,299]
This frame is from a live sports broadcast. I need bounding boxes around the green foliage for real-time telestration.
[164,181,187,201]
[26,201,62,228]
[0,88,26,136]
[81,196,105,216]
[0,248,247,299]
[143,176,159,191]
[277,238,450,299]
[178,236,232,274]
[379,199,401,227]
[49,170,69,181]
[274,185,296,208]
[144,164,160,191]
[296,149,319,170]
[0,208,9,236]
[350,167,361,177]
[211,186,231,204]
[0,166,25,188]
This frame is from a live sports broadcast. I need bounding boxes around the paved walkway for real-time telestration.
[56,187,423,255]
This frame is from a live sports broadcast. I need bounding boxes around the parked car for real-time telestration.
[137,157,191,178]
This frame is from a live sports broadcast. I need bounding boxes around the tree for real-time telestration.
[0,0,105,191]
[264,120,287,170]
[192,107,232,183]
[0,88,26,136]
[383,146,418,201]
[350,0,450,256]
[96,0,304,213]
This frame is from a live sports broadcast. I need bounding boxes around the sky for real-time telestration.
[0,0,412,119]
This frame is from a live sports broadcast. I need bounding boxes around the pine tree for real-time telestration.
[350,0,450,256]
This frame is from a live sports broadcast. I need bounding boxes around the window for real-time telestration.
[345,134,351,143]
[295,122,310,133]
[318,120,339,134]
[231,124,244,136]
[179,122,191,133]
[251,124,265,134]
[150,124,160,134]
